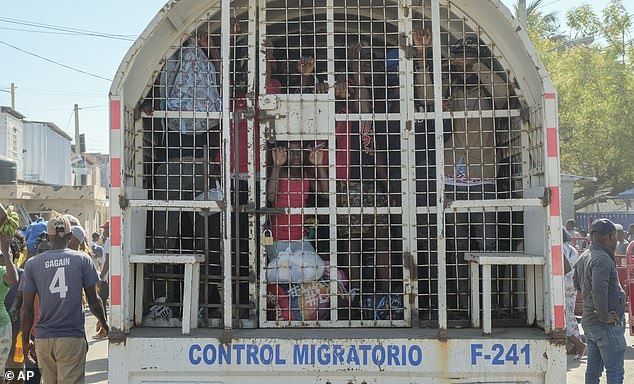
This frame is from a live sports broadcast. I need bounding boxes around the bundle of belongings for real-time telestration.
[265,248,350,321]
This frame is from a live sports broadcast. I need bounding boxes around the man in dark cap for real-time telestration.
[412,31,517,315]
[573,218,626,384]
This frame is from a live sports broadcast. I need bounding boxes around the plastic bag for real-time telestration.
[266,247,325,283]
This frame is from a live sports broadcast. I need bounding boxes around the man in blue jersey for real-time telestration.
[19,214,108,384]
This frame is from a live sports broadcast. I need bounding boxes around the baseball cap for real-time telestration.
[47,215,72,238]
[590,218,616,236]
[71,226,86,242]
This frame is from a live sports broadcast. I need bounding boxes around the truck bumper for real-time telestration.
[108,328,566,384]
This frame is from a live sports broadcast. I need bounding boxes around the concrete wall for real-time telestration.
[84,153,110,190]
[0,184,108,233]
[560,175,576,224]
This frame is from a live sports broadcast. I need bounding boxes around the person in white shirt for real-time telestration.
[94,221,110,341]
[565,219,581,238]
[563,229,585,359]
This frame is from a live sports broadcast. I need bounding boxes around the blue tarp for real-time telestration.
[575,213,634,232]
[617,187,634,200]
[24,219,48,254]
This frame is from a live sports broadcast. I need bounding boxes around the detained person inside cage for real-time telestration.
[136,26,223,252]
[411,27,456,207]
[415,32,515,251]
[265,141,328,284]
[331,41,391,297]
[413,30,517,316]
[283,38,328,94]
[443,36,518,260]
[213,37,283,189]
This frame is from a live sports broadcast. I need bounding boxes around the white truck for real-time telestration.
[108,1,567,382]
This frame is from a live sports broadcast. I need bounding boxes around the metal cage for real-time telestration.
[110,0,562,335]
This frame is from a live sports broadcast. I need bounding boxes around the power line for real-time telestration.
[22,107,78,111]
[1,88,105,98]
[78,105,108,110]
[64,110,74,132]
[1,86,105,97]
[0,17,136,41]
[85,137,109,145]
[0,39,112,82]
[0,25,135,42]
[0,26,134,40]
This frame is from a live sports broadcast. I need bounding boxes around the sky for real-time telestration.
[1,0,632,153]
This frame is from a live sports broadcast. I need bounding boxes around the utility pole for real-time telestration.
[74,103,81,186]
[519,0,527,30]
[10,83,15,110]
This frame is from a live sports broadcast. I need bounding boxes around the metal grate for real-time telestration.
[126,0,545,330]
[137,4,256,328]
[258,0,408,327]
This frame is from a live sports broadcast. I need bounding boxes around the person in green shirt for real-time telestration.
[0,225,20,378]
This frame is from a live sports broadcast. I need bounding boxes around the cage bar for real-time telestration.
[126,0,546,331]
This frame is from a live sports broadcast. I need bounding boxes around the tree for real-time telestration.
[516,0,633,209]
[541,0,634,210]
[513,0,560,40]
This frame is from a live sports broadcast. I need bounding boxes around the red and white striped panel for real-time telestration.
[544,92,565,331]
[109,97,123,329]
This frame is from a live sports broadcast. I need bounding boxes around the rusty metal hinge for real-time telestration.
[220,329,233,345]
[108,327,127,345]
[541,187,552,207]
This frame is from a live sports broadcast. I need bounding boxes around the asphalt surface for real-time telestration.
[84,313,108,384]
[565,319,634,383]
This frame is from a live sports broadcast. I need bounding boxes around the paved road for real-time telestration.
[85,314,108,384]
[84,314,632,383]
[565,320,634,383]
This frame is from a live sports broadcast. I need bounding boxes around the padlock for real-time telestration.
[262,229,274,246]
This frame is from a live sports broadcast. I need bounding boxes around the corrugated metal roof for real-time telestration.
[24,120,72,141]
[0,106,26,120]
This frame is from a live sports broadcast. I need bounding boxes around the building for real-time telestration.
[0,183,108,234]
[22,120,73,185]
[0,106,25,178]
[83,152,111,191]
[559,173,597,223]
[0,105,109,231]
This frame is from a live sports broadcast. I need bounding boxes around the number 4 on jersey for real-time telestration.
[49,267,69,299]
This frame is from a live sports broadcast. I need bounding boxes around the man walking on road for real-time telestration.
[573,218,626,384]
[19,214,108,384]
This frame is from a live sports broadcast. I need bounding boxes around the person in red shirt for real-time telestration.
[266,141,327,258]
